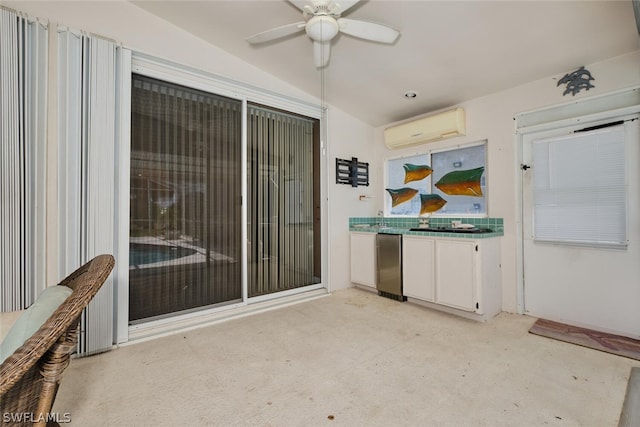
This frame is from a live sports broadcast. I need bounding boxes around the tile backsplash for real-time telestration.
[349,216,504,231]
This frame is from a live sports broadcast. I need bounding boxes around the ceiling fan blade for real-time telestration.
[313,40,331,68]
[334,0,361,15]
[337,18,400,43]
[287,0,308,12]
[246,22,306,44]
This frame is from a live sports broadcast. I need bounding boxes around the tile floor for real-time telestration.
[53,287,639,426]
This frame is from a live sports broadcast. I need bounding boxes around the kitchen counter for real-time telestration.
[349,216,504,321]
[349,224,503,239]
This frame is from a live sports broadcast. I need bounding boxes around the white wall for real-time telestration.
[5,0,638,310]
[326,112,376,291]
[1,0,375,292]
[373,51,640,313]
[2,1,316,102]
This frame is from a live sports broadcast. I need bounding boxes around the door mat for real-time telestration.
[529,318,640,361]
[619,367,640,427]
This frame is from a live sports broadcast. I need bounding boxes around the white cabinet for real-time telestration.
[402,235,501,319]
[402,236,435,302]
[350,232,377,288]
[436,239,476,311]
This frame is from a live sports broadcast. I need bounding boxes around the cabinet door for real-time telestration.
[436,240,476,311]
[403,236,435,301]
[350,233,376,288]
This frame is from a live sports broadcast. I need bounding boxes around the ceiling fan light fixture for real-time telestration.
[247,0,400,68]
[306,15,339,42]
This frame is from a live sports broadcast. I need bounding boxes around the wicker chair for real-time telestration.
[0,254,115,426]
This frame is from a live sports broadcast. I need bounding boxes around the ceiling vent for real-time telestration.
[384,108,466,149]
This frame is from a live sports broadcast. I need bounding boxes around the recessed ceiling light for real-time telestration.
[404,91,418,99]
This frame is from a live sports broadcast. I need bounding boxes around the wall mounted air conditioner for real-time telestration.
[384,108,466,149]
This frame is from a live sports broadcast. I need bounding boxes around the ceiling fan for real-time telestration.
[246,0,400,68]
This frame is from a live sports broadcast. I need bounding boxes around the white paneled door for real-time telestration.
[521,115,640,338]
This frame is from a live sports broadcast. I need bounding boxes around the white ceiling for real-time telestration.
[131,0,639,127]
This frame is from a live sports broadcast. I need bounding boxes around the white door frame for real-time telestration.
[115,50,328,344]
[514,86,640,315]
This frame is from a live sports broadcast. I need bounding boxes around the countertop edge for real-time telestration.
[349,227,504,239]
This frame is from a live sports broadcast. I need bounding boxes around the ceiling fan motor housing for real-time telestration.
[305,15,339,42]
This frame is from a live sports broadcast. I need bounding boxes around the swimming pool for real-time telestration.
[129,243,197,266]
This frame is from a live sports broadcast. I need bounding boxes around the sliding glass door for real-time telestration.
[247,105,321,297]
[128,74,322,323]
[129,74,242,322]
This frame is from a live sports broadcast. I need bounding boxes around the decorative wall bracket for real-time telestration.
[336,157,369,187]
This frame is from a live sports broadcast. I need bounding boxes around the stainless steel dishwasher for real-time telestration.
[376,233,405,301]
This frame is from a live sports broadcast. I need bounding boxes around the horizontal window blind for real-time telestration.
[532,124,627,247]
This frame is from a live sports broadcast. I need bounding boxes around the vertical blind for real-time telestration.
[247,105,319,297]
[57,28,118,355]
[129,74,242,321]
[0,8,48,311]
[532,124,627,247]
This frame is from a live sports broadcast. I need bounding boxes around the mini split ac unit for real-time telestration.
[383,108,466,149]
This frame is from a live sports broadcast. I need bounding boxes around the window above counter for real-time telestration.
[384,141,487,217]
